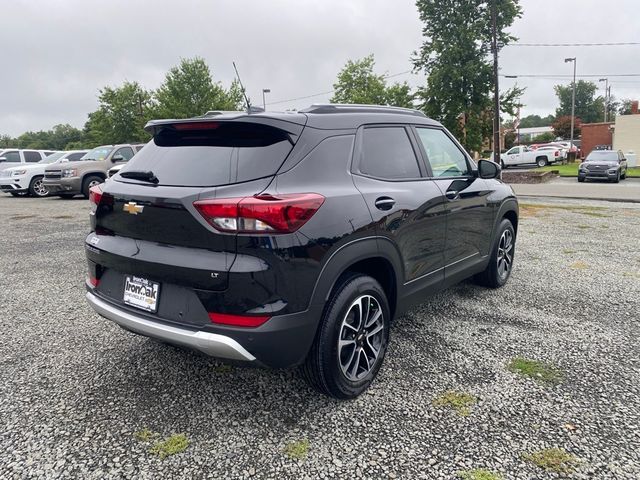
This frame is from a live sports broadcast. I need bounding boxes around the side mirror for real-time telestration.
[478,159,501,179]
[60,158,69,163]
[112,154,124,163]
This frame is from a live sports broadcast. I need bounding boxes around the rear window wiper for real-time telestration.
[119,170,159,184]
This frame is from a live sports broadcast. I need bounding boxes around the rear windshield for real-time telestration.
[118,122,294,187]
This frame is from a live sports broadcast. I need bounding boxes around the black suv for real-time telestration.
[85,104,518,399]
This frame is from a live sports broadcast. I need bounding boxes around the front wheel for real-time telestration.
[28,176,49,197]
[621,170,627,180]
[612,171,620,183]
[474,218,515,288]
[301,274,390,399]
[536,157,547,168]
[82,175,103,199]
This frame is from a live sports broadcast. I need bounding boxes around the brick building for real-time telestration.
[581,122,613,157]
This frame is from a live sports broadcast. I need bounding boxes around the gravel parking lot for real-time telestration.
[1,194,639,479]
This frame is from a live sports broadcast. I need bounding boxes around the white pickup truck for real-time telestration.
[494,146,558,168]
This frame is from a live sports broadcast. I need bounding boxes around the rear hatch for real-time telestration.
[89,115,306,312]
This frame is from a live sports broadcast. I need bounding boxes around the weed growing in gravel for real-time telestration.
[508,358,563,385]
[213,364,233,374]
[134,428,157,442]
[523,448,578,475]
[570,260,589,270]
[576,225,591,230]
[433,391,477,416]
[284,439,309,460]
[458,469,503,480]
[578,211,611,218]
[150,433,189,459]
[562,249,576,254]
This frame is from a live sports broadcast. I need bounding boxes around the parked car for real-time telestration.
[0,149,58,171]
[534,145,566,161]
[84,104,519,399]
[107,163,124,178]
[0,150,88,197]
[578,150,628,183]
[495,145,558,168]
[43,144,145,198]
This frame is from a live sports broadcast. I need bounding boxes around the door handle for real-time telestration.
[445,190,459,200]
[374,197,395,211]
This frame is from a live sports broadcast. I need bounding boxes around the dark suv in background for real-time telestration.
[85,104,518,399]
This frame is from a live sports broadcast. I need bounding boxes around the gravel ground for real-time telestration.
[1,194,639,479]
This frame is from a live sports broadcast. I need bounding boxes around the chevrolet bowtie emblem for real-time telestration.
[123,202,144,215]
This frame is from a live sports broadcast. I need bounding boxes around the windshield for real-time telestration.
[38,152,66,164]
[81,146,113,161]
[586,151,618,162]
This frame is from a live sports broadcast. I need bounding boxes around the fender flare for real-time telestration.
[493,198,519,239]
[308,236,404,308]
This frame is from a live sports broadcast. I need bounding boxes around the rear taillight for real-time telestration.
[194,193,325,234]
[208,312,271,328]
[88,275,99,288]
[89,184,103,206]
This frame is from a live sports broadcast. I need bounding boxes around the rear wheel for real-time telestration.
[301,274,390,399]
[536,157,547,168]
[82,175,103,198]
[474,218,515,288]
[28,176,48,197]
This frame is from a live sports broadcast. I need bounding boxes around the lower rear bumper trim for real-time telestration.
[86,292,256,362]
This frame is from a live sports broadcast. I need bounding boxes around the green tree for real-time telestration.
[531,132,555,143]
[618,98,636,116]
[153,57,242,119]
[552,115,581,139]
[0,134,11,148]
[413,0,523,153]
[330,55,414,107]
[85,81,153,145]
[554,81,604,124]
[519,114,555,128]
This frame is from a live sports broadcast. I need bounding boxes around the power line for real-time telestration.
[266,70,415,106]
[502,73,640,78]
[509,42,640,47]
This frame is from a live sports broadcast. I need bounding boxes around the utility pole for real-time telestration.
[262,88,271,111]
[491,0,500,162]
[564,57,577,156]
[599,78,608,122]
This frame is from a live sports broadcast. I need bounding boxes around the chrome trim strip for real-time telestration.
[86,292,255,361]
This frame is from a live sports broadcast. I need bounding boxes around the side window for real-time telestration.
[113,147,134,161]
[1,151,21,162]
[506,147,518,155]
[43,151,55,156]
[359,127,421,180]
[416,128,470,178]
[67,152,85,161]
[24,151,42,163]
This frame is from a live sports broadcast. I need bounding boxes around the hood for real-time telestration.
[4,163,45,173]
[44,159,96,171]
[584,160,618,167]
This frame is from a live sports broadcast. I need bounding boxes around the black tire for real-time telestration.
[474,218,515,288]
[621,170,627,180]
[578,176,585,183]
[536,157,547,168]
[500,160,506,170]
[58,193,76,199]
[612,171,620,184]
[82,175,103,199]
[28,175,48,197]
[301,274,390,399]
[9,192,25,197]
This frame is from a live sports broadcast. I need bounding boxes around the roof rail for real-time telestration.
[300,103,426,117]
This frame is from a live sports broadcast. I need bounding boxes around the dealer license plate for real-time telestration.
[123,275,160,313]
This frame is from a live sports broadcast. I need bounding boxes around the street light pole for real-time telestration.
[262,88,271,111]
[564,57,577,156]
[599,78,608,122]
[491,0,501,162]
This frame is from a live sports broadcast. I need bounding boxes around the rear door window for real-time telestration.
[358,126,421,180]
[121,122,294,187]
[24,151,42,163]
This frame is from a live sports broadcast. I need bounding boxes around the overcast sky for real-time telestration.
[1,0,639,136]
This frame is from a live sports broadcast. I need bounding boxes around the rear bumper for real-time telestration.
[87,291,257,361]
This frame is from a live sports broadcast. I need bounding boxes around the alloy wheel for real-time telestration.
[338,295,385,381]
[496,229,514,279]
[88,179,101,189]
[33,179,48,197]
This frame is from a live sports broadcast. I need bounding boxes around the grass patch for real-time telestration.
[458,469,503,480]
[283,439,309,460]
[508,358,563,385]
[578,211,611,218]
[570,260,589,270]
[539,164,640,178]
[134,428,157,442]
[150,433,189,459]
[433,390,477,416]
[523,448,579,475]
[213,364,233,374]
